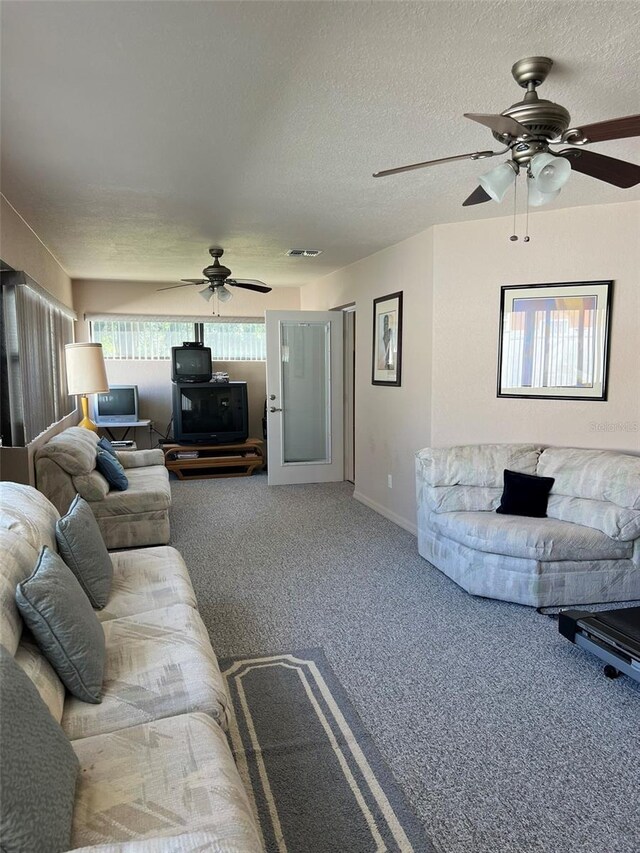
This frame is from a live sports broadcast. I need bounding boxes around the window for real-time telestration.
[1,274,75,446]
[89,316,266,361]
[202,322,266,361]
[90,320,195,360]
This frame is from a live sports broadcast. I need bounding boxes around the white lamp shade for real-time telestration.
[217,286,233,303]
[64,343,109,396]
[478,161,517,202]
[199,286,214,302]
[530,152,571,193]
[528,180,560,207]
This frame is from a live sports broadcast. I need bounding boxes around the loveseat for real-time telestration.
[35,426,171,549]
[416,444,640,607]
[0,481,263,852]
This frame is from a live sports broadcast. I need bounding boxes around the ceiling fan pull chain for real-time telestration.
[510,172,518,241]
[524,178,531,242]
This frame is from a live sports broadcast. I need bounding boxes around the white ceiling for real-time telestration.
[1,1,639,287]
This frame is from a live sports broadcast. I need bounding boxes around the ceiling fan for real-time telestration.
[158,247,272,303]
[373,57,640,208]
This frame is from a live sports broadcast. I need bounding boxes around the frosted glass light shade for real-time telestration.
[530,152,571,192]
[64,343,109,395]
[478,161,517,202]
[528,180,560,207]
[199,286,214,302]
[217,286,233,303]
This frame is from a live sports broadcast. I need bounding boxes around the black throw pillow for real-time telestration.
[496,469,555,518]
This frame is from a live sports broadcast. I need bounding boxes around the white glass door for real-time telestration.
[265,310,343,485]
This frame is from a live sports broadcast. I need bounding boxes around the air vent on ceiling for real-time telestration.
[286,249,322,257]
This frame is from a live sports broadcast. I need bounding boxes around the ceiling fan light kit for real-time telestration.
[479,161,518,202]
[527,181,560,207]
[529,152,572,193]
[374,56,640,239]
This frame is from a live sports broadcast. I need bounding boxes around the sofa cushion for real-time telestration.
[70,713,263,851]
[0,646,79,853]
[15,636,66,723]
[0,530,39,655]
[57,495,114,608]
[431,511,633,562]
[117,448,165,468]
[90,465,171,517]
[34,425,99,476]
[538,447,640,509]
[97,546,197,622]
[496,469,555,518]
[16,546,106,703]
[547,494,640,542]
[0,480,59,553]
[96,447,129,491]
[98,436,118,457]
[417,444,542,488]
[73,469,111,501]
[62,604,230,740]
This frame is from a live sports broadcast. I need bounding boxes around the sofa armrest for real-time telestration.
[116,449,164,469]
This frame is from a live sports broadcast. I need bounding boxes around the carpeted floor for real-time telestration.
[169,474,640,853]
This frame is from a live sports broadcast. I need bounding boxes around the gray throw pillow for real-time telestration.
[16,546,106,703]
[0,645,79,853]
[56,494,113,608]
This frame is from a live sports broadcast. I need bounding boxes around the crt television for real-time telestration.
[172,381,248,444]
[94,385,140,425]
[171,343,212,383]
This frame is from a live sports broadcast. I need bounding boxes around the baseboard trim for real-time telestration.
[352,491,417,536]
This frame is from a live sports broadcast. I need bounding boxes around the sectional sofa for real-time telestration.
[0,481,263,852]
[35,426,171,549]
[416,444,640,607]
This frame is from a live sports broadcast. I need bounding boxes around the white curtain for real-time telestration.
[1,280,75,445]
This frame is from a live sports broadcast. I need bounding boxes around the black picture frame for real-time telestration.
[497,280,613,401]
[372,291,403,386]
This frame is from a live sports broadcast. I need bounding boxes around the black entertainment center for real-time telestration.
[170,342,249,446]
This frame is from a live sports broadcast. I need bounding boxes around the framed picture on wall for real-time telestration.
[497,280,613,400]
[372,291,403,386]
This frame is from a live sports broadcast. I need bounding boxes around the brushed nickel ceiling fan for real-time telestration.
[158,247,272,303]
[373,57,640,207]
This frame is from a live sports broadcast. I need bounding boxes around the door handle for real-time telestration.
[269,406,282,413]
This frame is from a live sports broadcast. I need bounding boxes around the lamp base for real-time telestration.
[78,395,99,432]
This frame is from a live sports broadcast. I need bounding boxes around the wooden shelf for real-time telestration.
[163,439,264,480]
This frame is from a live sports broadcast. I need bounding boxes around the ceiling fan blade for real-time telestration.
[572,114,640,143]
[181,278,208,284]
[157,281,202,292]
[373,149,497,178]
[464,113,531,138]
[227,279,272,293]
[557,148,640,188]
[462,185,492,206]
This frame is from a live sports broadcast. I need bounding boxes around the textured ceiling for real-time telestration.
[1,0,639,286]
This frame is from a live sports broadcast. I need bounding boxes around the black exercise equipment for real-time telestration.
[559,606,640,684]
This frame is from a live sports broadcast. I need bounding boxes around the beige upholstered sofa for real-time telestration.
[416,444,640,608]
[0,481,263,852]
[35,426,171,549]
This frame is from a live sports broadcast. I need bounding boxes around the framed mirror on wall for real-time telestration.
[497,280,613,401]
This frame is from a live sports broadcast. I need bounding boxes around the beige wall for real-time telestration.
[431,201,640,453]
[301,229,434,533]
[0,194,73,308]
[302,200,639,533]
[72,278,300,447]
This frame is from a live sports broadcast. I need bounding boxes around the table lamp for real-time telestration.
[64,343,109,431]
